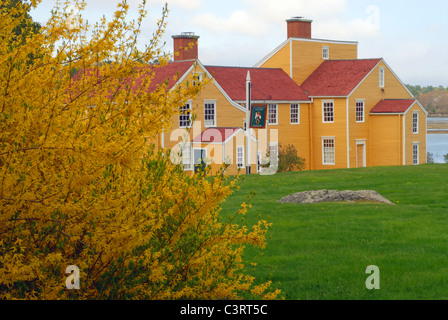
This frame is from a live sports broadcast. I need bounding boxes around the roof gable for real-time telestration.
[254,38,358,69]
[370,99,416,114]
[301,59,382,97]
[205,66,311,102]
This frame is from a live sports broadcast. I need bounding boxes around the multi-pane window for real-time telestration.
[356,100,365,122]
[237,146,245,169]
[322,46,329,60]
[179,102,191,128]
[181,143,192,170]
[413,112,419,134]
[379,67,385,88]
[413,143,419,165]
[323,101,334,123]
[322,138,335,165]
[204,101,216,127]
[268,104,278,125]
[290,104,300,124]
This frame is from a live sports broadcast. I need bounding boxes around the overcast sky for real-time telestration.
[30,0,448,86]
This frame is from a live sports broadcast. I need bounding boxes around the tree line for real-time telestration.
[407,84,448,114]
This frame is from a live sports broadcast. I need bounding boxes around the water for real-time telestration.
[427,118,448,163]
[427,134,448,163]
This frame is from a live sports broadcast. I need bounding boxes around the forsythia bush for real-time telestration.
[0,0,279,299]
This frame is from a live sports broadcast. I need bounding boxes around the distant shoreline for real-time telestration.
[427,116,448,134]
[428,113,448,118]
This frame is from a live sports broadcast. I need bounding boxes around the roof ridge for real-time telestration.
[324,58,382,62]
[381,98,415,100]
[205,65,283,71]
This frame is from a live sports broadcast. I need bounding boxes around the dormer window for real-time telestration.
[322,46,329,60]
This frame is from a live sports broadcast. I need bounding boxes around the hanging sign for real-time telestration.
[249,105,267,129]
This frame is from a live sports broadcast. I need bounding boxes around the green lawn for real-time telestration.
[220,164,448,300]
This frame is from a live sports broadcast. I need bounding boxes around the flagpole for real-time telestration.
[246,71,251,174]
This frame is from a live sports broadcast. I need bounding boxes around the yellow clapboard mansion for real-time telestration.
[151,17,427,174]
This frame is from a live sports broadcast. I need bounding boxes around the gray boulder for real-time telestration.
[278,189,394,205]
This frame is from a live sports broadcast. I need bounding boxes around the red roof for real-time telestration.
[71,60,196,96]
[370,99,416,114]
[301,59,382,97]
[141,60,196,92]
[193,127,241,143]
[205,66,311,102]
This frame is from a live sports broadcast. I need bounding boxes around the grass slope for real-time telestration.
[220,164,448,300]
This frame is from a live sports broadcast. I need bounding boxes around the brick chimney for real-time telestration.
[172,32,200,61]
[286,17,312,39]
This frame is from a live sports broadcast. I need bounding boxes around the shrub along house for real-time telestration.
[148,17,426,174]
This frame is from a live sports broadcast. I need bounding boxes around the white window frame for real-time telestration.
[193,148,207,168]
[355,100,365,123]
[237,146,245,169]
[379,67,385,88]
[181,143,192,171]
[322,46,329,60]
[290,103,300,124]
[412,111,419,134]
[413,143,419,165]
[179,101,192,128]
[322,137,336,165]
[322,100,334,123]
[268,104,278,125]
[204,100,217,127]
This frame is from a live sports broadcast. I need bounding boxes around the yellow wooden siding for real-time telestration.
[310,98,348,170]
[370,115,403,167]
[348,60,414,168]
[259,42,291,77]
[267,103,311,170]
